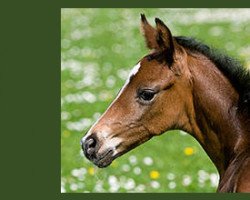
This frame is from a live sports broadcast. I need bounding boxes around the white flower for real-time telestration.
[71,168,86,180]
[151,181,160,189]
[109,185,120,192]
[61,111,71,120]
[135,184,146,192]
[143,156,153,166]
[122,164,131,172]
[108,175,118,186]
[108,176,120,192]
[166,173,176,180]
[70,183,78,191]
[168,181,176,189]
[66,118,93,132]
[210,173,219,187]
[133,167,141,175]
[198,170,209,183]
[71,169,80,177]
[129,155,137,165]
[182,175,192,186]
[124,178,135,190]
[94,180,104,192]
[106,75,116,88]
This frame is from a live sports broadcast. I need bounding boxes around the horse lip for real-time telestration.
[93,149,114,168]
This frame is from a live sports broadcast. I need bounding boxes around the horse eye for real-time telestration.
[139,90,155,101]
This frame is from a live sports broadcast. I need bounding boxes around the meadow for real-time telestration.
[61,9,250,193]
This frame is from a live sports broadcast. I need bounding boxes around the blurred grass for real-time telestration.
[61,9,250,193]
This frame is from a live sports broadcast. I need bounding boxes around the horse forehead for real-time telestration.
[136,58,163,78]
[128,60,151,80]
[126,59,163,87]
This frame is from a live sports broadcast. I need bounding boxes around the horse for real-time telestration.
[81,14,250,192]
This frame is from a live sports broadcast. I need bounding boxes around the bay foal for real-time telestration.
[81,14,250,192]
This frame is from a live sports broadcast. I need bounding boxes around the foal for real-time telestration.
[81,14,250,192]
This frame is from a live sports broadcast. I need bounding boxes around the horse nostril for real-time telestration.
[86,138,96,148]
[83,137,97,159]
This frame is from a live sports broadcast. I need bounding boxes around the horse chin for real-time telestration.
[93,149,114,168]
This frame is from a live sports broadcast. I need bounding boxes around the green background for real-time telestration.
[61,8,250,193]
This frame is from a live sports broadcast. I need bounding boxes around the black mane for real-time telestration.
[175,36,250,115]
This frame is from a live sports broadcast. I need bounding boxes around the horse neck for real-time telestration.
[186,54,249,176]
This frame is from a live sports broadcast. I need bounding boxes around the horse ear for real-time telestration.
[155,18,175,63]
[140,14,159,50]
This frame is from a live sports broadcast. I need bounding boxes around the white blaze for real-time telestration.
[81,62,141,149]
[117,62,141,97]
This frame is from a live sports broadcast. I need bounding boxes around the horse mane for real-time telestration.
[174,36,250,115]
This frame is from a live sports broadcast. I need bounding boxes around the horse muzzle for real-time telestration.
[81,135,115,168]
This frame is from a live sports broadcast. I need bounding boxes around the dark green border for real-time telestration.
[61,193,250,200]
[62,193,250,200]
[2,1,250,200]
[60,0,250,8]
